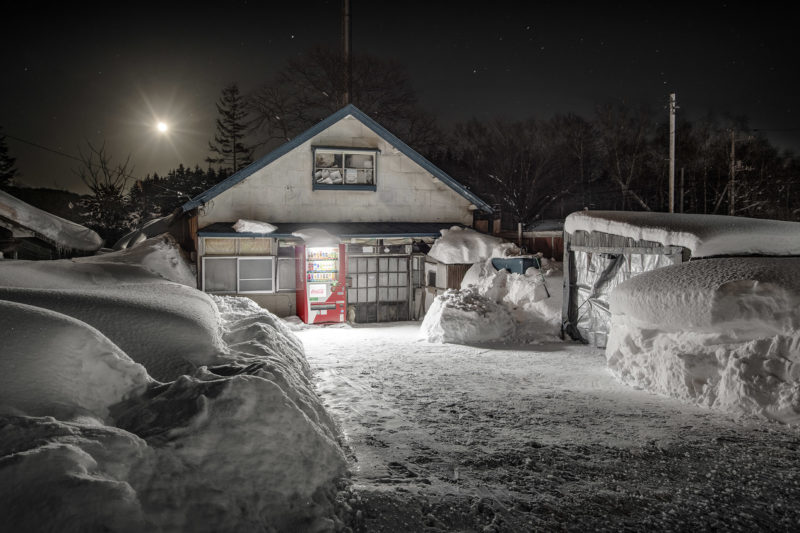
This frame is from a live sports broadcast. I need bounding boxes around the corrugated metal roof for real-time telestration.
[197,221,465,239]
[181,104,492,213]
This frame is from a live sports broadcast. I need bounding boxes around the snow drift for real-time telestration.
[0,299,150,421]
[0,235,347,531]
[606,257,800,423]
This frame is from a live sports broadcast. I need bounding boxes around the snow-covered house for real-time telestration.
[0,189,102,259]
[179,104,493,322]
[562,210,800,347]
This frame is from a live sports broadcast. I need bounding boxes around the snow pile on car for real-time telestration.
[606,257,800,424]
[427,226,519,264]
[421,287,515,344]
[0,236,347,531]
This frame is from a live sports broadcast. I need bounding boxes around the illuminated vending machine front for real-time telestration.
[296,244,346,324]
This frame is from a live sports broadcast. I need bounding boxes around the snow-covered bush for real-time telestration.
[606,257,800,424]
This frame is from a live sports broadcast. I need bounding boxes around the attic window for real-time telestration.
[313,147,378,191]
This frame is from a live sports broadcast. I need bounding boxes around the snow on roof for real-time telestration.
[565,210,800,258]
[0,189,103,252]
[427,226,519,264]
[233,219,277,234]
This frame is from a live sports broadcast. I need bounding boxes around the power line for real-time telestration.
[4,132,193,199]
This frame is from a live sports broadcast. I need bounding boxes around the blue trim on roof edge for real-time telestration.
[181,104,492,213]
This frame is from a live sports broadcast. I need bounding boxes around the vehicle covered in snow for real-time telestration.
[561,210,800,347]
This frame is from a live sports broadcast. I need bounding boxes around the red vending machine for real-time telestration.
[295,243,347,324]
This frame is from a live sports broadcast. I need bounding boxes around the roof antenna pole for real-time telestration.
[342,0,351,106]
[668,93,676,213]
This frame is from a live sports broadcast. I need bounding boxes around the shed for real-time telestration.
[561,210,800,348]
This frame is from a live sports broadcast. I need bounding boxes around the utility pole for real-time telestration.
[668,93,676,213]
[342,0,351,106]
[729,129,735,216]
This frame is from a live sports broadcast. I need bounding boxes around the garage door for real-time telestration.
[348,255,410,322]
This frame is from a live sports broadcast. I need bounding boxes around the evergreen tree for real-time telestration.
[0,127,18,189]
[207,83,254,173]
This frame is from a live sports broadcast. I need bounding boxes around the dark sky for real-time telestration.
[2,1,798,194]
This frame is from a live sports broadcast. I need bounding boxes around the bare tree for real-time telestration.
[74,141,131,242]
[249,46,442,155]
[594,102,656,210]
[452,118,565,224]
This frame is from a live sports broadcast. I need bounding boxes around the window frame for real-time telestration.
[202,255,276,294]
[312,146,379,191]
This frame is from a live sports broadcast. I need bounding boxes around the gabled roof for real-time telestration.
[181,104,492,213]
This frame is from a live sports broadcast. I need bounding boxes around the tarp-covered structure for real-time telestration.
[560,210,800,348]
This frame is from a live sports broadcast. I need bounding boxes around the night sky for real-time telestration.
[2,1,798,194]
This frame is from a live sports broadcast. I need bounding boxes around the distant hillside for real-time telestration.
[3,186,86,224]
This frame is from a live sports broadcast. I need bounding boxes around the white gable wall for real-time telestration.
[198,116,475,227]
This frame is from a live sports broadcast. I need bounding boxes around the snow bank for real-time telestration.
[427,226,519,264]
[0,300,150,421]
[81,234,196,287]
[0,415,152,533]
[0,189,103,251]
[1,232,347,530]
[0,284,224,382]
[606,257,800,423]
[421,287,515,344]
[0,235,218,381]
[233,218,277,234]
[461,258,563,336]
[113,212,179,251]
[565,210,800,258]
[0,295,347,532]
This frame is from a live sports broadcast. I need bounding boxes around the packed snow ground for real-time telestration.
[299,323,800,532]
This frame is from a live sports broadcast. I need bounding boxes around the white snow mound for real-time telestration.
[233,218,278,234]
[461,258,563,338]
[0,300,150,421]
[606,257,800,424]
[565,210,800,258]
[84,234,196,287]
[421,287,515,344]
[0,234,221,381]
[428,226,519,264]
